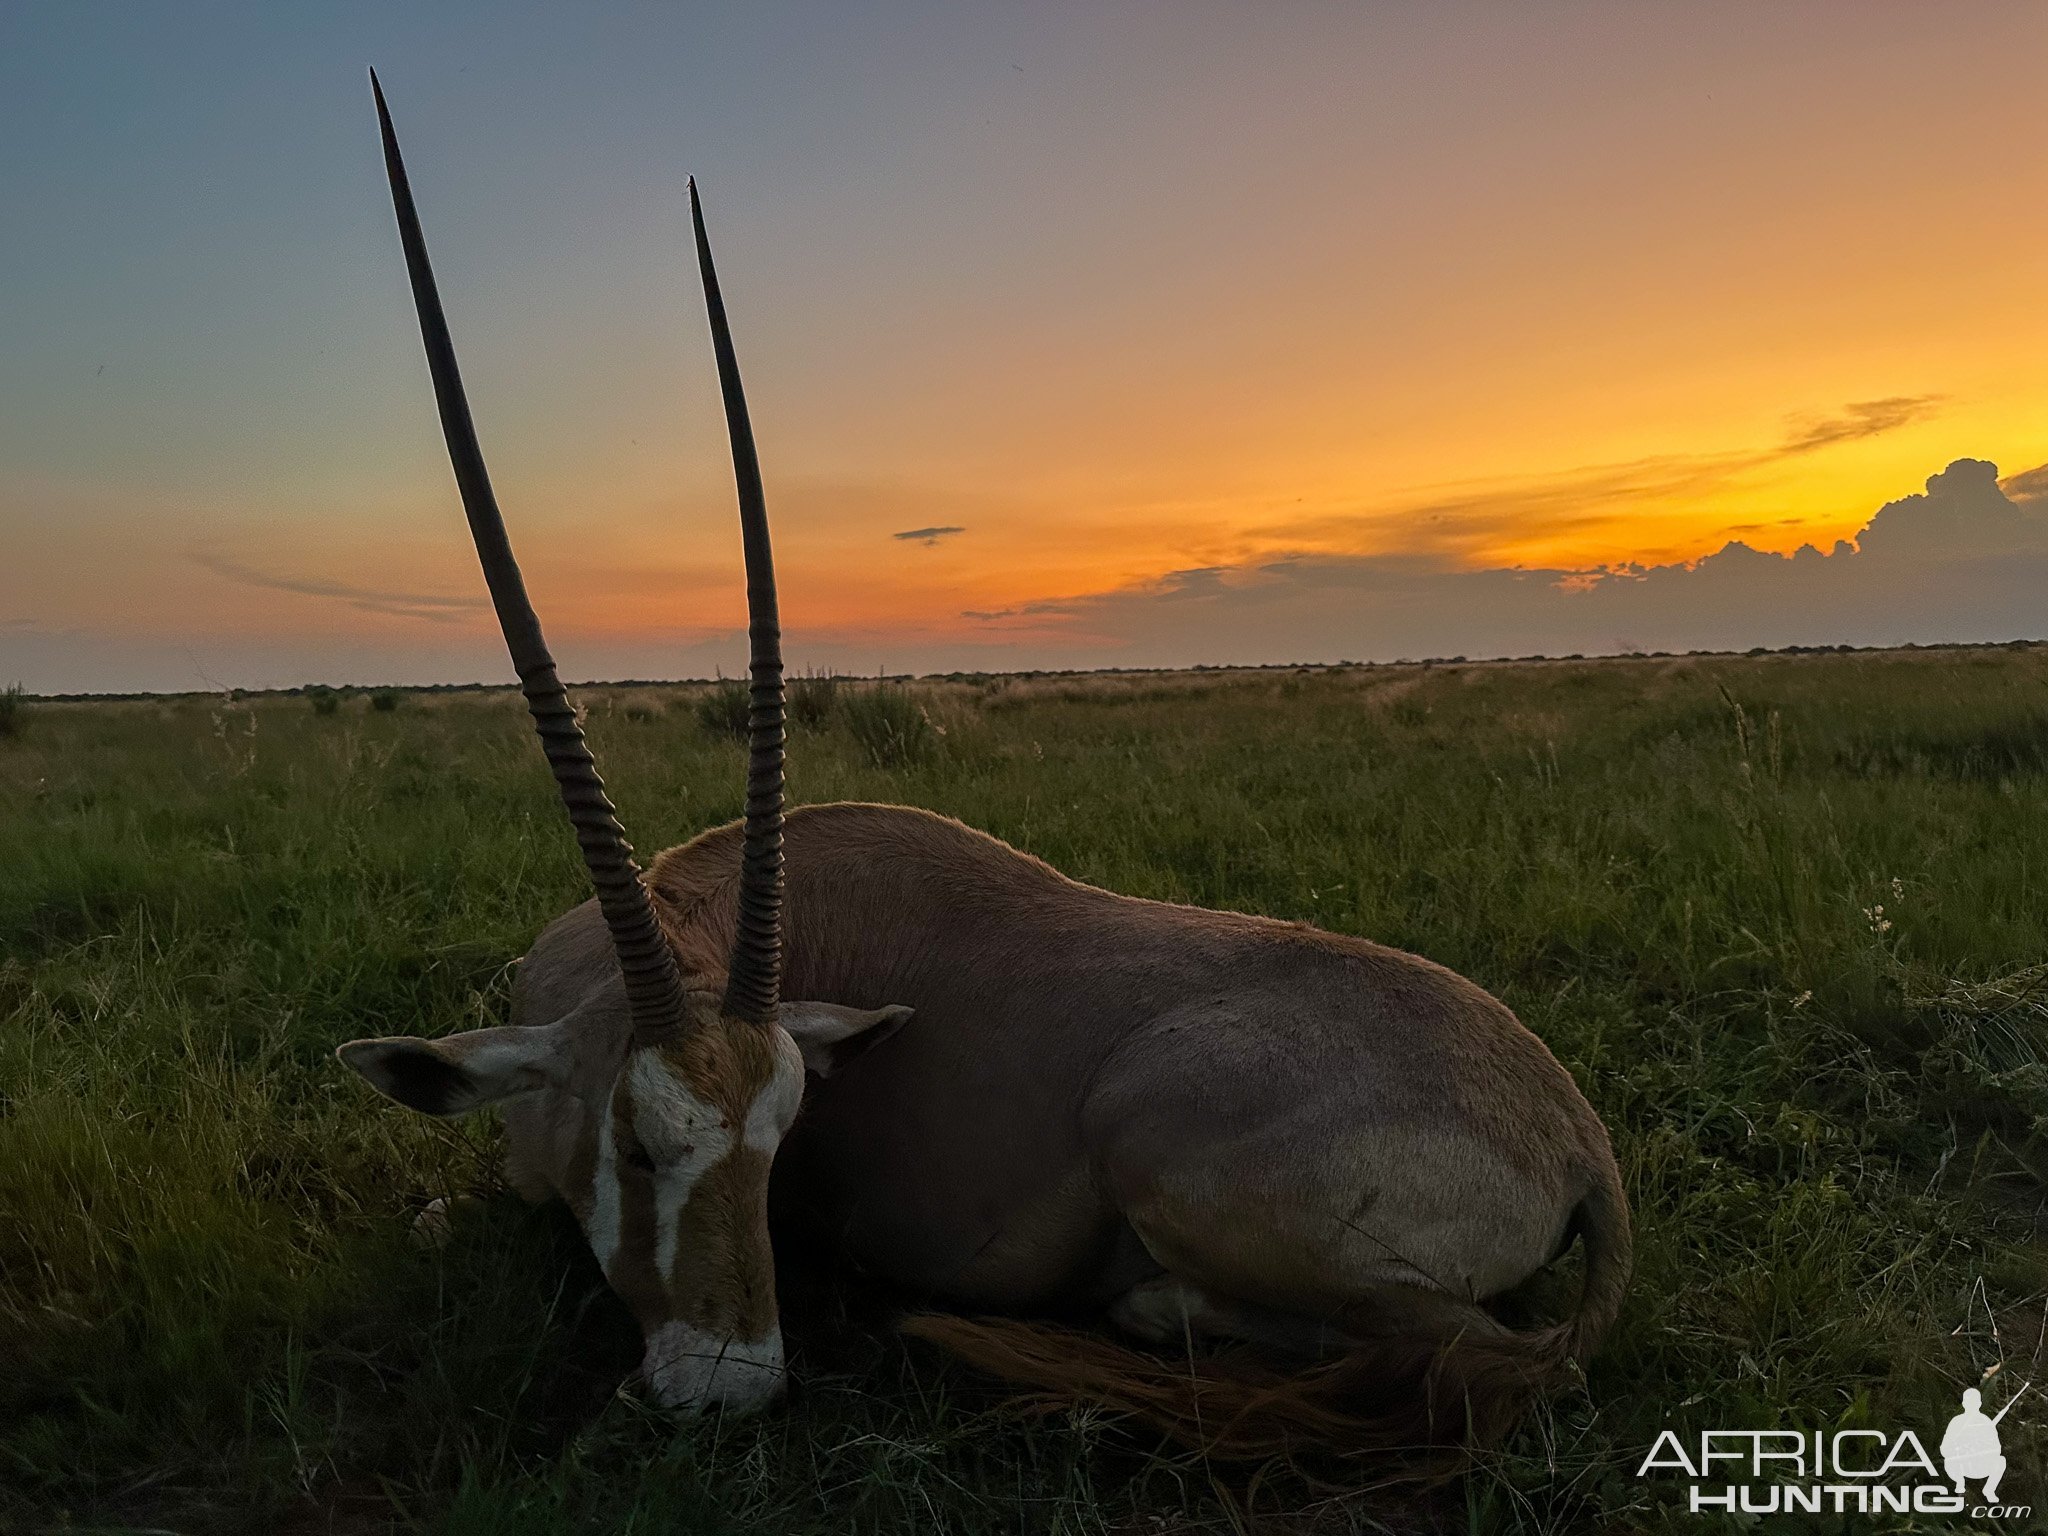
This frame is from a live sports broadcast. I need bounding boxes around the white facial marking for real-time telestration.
[627,1051,734,1283]
[641,1319,786,1412]
[588,1035,807,1287]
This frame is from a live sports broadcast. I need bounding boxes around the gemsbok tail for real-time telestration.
[903,1165,1631,1467]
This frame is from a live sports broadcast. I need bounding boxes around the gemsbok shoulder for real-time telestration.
[340,74,1631,1456]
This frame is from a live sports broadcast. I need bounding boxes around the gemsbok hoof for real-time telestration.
[408,1195,480,1250]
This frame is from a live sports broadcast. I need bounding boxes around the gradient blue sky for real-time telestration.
[8,3,2048,691]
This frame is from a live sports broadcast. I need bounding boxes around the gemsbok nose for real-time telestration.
[640,1322,787,1412]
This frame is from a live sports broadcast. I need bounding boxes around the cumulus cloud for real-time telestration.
[893,525,967,546]
[969,458,2048,664]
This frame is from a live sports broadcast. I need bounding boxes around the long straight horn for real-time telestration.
[371,71,689,1049]
[688,179,783,1027]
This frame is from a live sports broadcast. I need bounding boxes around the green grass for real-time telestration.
[2,649,2045,1533]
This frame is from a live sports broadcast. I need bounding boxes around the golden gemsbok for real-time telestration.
[340,74,1631,1455]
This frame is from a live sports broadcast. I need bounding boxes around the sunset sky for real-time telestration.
[8,3,2048,692]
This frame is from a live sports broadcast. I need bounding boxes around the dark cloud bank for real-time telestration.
[977,459,2048,666]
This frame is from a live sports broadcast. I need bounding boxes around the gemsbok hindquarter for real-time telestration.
[340,75,1631,1455]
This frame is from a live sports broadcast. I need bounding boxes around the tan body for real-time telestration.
[503,801,1629,1417]
[354,102,1625,1439]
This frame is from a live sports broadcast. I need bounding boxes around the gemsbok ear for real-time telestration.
[777,1002,913,1077]
[337,1021,576,1117]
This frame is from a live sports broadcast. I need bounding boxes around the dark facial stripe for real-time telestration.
[667,1146,779,1340]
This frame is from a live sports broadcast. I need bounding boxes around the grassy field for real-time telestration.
[3,649,2046,1534]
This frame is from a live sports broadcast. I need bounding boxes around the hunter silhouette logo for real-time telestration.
[1943,1382,2029,1504]
[1636,1377,2032,1519]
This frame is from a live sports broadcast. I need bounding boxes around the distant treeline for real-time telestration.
[18,635,2044,703]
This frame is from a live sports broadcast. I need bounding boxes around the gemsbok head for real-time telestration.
[335,73,905,1412]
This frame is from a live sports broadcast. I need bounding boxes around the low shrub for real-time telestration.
[790,670,839,730]
[843,682,935,768]
[695,678,751,740]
